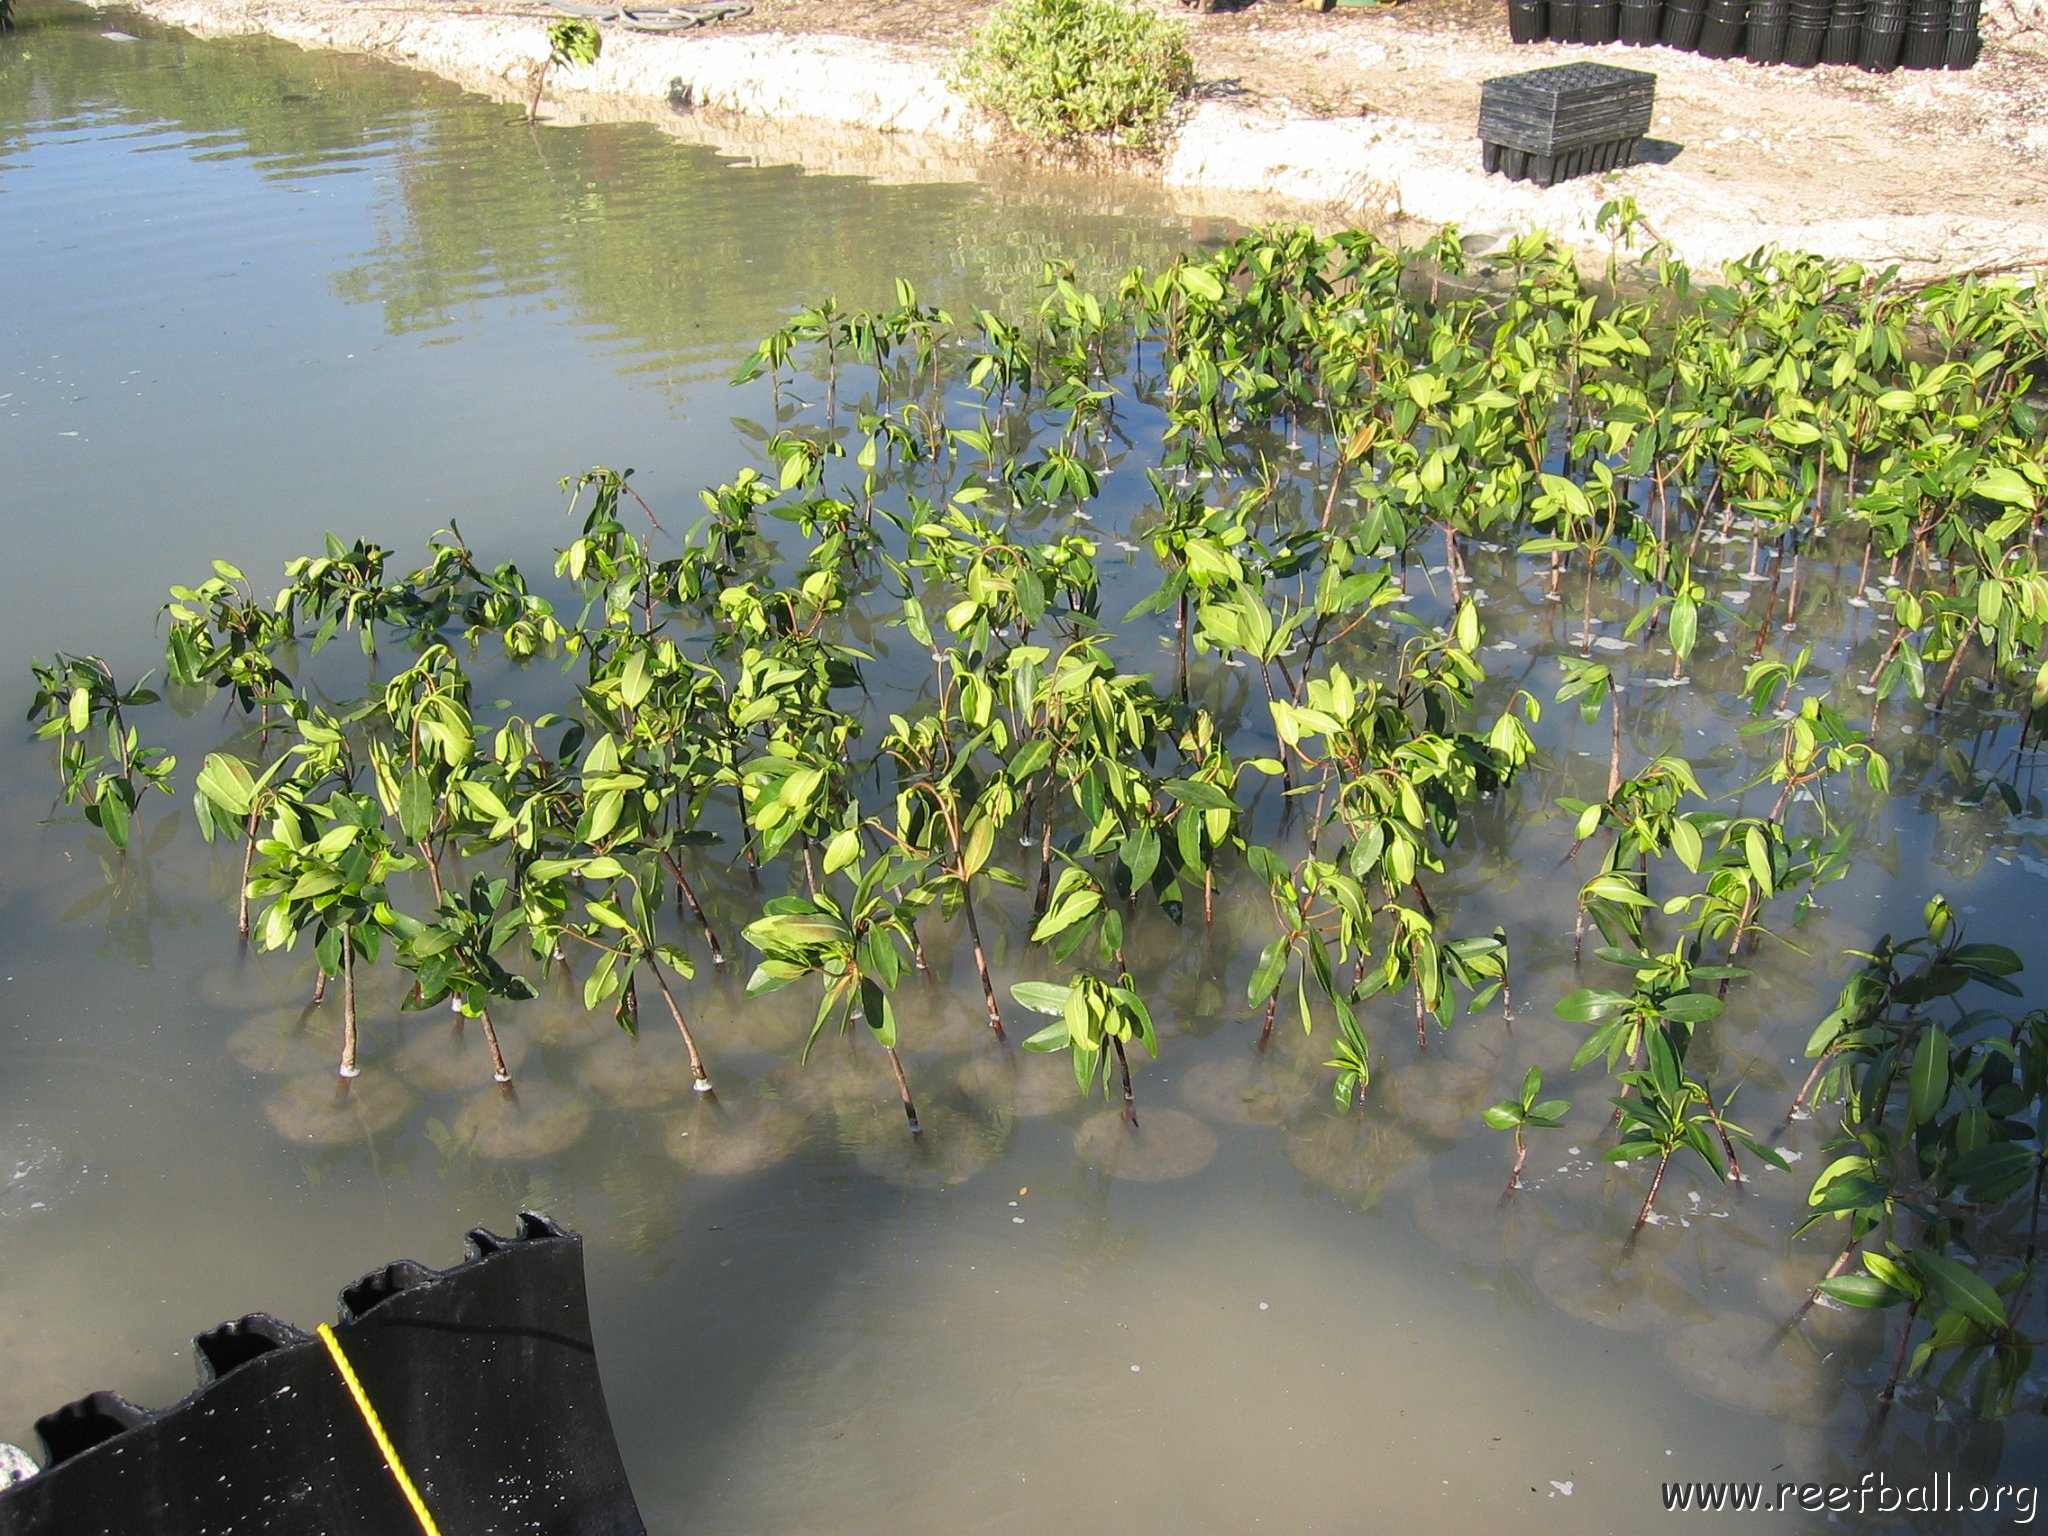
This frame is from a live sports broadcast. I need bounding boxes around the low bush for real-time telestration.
[954,0,1195,151]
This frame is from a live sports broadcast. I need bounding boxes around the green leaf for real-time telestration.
[1554,987,1626,1023]
[961,818,996,882]
[1668,595,1698,660]
[1743,825,1773,893]
[1009,981,1073,1017]
[97,789,131,851]
[1163,779,1237,813]
[1907,1025,1951,1128]
[398,769,436,844]
[1247,937,1289,1007]
[195,754,259,818]
[1818,1274,1904,1309]
[1911,1249,2007,1331]
[1658,992,1724,1024]
[1031,887,1101,943]
[744,912,849,950]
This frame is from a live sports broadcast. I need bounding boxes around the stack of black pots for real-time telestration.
[1862,0,1908,66]
[1745,0,1790,60]
[1620,0,1663,42]
[1822,0,1866,62]
[1660,0,1707,45]
[1505,0,1981,65]
[1698,0,1749,54]
[1784,0,1833,60]
[1946,0,1983,65]
[1479,61,1657,186]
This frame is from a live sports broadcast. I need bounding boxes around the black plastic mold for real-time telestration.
[0,1212,646,1536]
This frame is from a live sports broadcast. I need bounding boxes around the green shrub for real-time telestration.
[954,0,1195,151]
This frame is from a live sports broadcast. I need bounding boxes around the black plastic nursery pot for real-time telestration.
[1745,16,1790,57]
[1945,0,1981,62]
[1619,0,1664,40]
[0,1215,647,1536]
[1698,0,1748,55]
[1698,15,1746,51]
[1858,21,1904,66]
[1661,0,1706,46]
[1549,0,1583,39]
[1579,0,1622,40]
[1745,0,1789,56]
[1822,10,1866,56]
[1509,0,1550,42]
[1900,20,1948,62]
[1785,6,1835,58]
[1484,136,1640,184]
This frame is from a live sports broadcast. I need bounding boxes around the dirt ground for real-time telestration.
[538,0,2048,271]
[103,0,2048,274]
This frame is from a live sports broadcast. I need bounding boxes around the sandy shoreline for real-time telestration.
[76,0,2048,277]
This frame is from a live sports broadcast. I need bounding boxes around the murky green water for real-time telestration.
[4,6,2045,1533]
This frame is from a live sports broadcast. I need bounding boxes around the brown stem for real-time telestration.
[338,933,359,1079]
[1791,1237,1864,1323]
[1111,1035,1137,1126]
[1176,589,1190,704]
[478,1006,512,1084]
[1034,785,1056,918]
[1865,623,1908,692]
[1875,1300,1921,1411]
[660,850,726,968]
[1786,1050,1835,1122]
[961,881,1005,1040]
[645,959,711,1086]
[1608,689,1624,800]
[416,839,446,904]
[884,1044,922,1136]
[1630,1151,1671,1240]
[1933,629,1973,712]
[1715,1118,1747,1185]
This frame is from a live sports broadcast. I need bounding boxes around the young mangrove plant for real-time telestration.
[1484,1067,1571,1197]
[27,226,2048,1425]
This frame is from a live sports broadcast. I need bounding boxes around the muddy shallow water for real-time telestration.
[4,8,2046,1533]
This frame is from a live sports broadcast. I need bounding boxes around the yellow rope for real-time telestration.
[316,1323,445,1536]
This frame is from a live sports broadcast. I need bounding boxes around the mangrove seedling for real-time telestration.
[530,17,601,125]
[742,850,935,1135]
[1484,1066,1570,1196]
[27,654,177,852]
[1011,973,1157,1124]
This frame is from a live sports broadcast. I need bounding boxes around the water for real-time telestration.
[4,6,2046,1533]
